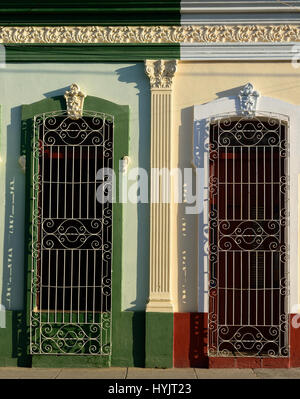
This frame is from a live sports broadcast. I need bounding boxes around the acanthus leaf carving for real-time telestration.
[0,25,300,44]
[145,59,177,89]
[238,83,260,116]
[64,83,86,120]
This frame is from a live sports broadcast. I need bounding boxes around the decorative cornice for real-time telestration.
[145,60,177,89]
[64,83,86,120]
[1,25,300,44]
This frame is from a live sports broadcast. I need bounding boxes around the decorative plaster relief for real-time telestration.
[1,25,300,44]
[238,83,260,116]
[120,156,130,173]
[18,155,26,173]
[64,83,86,120]
[145,60,178,89]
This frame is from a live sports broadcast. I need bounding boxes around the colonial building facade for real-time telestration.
[0,1,300,368]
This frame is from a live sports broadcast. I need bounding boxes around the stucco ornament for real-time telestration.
[238,83,260,116]
[18,155,26,173]
[145,60,178,89]
[0,25,300,44]
[64,83,86,120]
[119,156,130,173]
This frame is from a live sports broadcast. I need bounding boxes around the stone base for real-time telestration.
[146,299,174,313]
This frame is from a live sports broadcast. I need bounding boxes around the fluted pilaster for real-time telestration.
[145,59,177,312]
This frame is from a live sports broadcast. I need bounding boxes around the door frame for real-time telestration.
[193,89,300,357]
[21,93,129,366]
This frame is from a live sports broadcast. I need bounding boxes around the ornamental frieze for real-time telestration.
[0,25,300,44]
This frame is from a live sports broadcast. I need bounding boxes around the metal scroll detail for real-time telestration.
[30,110,113,355]
[208,115,288,358]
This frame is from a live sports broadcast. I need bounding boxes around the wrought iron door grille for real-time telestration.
[30,110,113,355]
[208,116,288,358]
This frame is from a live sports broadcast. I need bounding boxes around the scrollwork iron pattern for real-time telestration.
[208,115,289,358]
[30,110,113,355]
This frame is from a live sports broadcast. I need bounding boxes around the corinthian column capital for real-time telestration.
[145,60,178,90]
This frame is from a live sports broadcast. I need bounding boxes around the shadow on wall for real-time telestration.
[1,106,24,311]
[173,312,208,368]
[116,64,150,314]
[43,86,70,98]
[1,106,30,366]
[174,107,209,367]
[189,313,208,367]
[12,310,30,367]
[215,85,246,99]
[177,106,198,313]
[116,64,150,366]
[1,96,65,311]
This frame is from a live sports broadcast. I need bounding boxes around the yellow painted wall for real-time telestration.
[172,61,300,312]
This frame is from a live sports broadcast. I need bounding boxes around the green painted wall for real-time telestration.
[0,310,172,368]
[0,1,181,25]
[111,311,145,367]
[21,94,130,366]
[0,63,150,313]
[5,45,180,63]
[0,310,28,367]
[0,62,173,368]
[0,311,18,366]
[145,313,173,368]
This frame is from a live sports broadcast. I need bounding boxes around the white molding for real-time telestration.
[181,18,300,25]
[193,91,300,313]
[181,1,300,25]
[181,42,300,61]
[182,7,300,13]
[181,0,300,11]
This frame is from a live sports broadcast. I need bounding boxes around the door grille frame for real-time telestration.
[207,111,290,358]
[30,109,113,356]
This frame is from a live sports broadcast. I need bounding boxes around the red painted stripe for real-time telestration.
[174,313,300,368]
[290,314,300,367]
[173,312,208,368]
